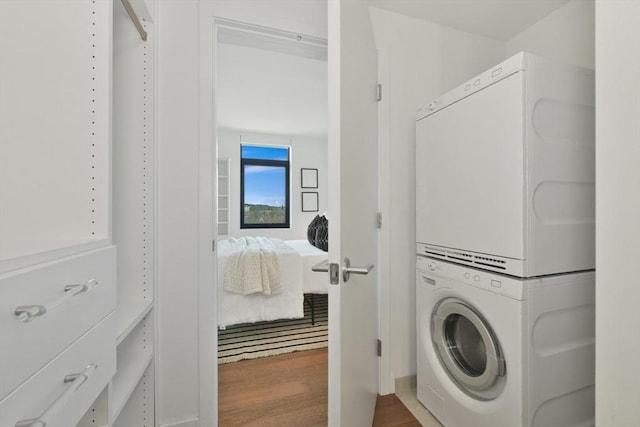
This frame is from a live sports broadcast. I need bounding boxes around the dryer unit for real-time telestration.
[416,256,595,427]
[416,52,595,278]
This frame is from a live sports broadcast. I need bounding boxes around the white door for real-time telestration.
[327,0,379,425]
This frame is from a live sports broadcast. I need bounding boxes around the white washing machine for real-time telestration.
[416,256,595,427]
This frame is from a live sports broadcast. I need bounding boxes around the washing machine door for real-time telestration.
[432,298,505,399]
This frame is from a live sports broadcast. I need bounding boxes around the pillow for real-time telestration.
[315,216,328,252]
[307,215,328,252]
[307,215,321,246]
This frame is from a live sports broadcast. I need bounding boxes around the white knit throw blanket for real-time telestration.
[224,237,282,296]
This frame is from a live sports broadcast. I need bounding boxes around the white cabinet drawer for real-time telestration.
[0,313,116,427]
[0,246,116,399]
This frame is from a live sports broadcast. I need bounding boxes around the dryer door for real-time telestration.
[432,298,505,399]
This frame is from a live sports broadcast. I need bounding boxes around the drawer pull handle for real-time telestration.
[15,363,98,427]
[14,279,99,323]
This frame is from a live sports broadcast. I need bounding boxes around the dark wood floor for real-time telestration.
[218,348,420,426]
[373,394,422,427]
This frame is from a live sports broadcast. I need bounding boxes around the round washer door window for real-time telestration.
[431,298,505,399]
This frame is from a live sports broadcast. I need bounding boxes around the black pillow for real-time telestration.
[315,216,328,252]
[307,215,321,246]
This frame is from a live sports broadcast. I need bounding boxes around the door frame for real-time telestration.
[196,7,391,426]
[377,43,393,396]
[198,14,333,426]
[197,12,220,427]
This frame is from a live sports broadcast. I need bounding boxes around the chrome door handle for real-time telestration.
[311,259,329,272]
[312,260,341,285]
[343,257,374,282]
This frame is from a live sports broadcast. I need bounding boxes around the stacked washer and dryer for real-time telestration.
[415,52,596,427]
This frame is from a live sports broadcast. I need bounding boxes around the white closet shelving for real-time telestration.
[0,1,115,426]
[109,0,156,425]
[0,1,156,425]
[79,0,156,425]
[0,0,111,275]
[218,158,231,236]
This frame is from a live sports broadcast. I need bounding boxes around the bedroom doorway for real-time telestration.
[213,19,330,423]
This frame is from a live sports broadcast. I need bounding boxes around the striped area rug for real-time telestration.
[218,294,328,364]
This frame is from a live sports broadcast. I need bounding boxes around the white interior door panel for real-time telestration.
[327,0,379,425]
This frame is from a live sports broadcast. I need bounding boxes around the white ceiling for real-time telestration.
[216,0,572,139]
[370,0,571,41]
[216,42,328,139]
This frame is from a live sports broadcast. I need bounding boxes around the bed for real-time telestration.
[282,239,329,326]
[217,237,328,328]
[283,239,328,294]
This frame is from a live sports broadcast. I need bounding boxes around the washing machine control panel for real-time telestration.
[417,255,525,299]
[462,271,502,287]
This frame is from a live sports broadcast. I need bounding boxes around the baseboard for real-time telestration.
[159,418,199,427]
[394,375,441,426]
[395,375,417,394]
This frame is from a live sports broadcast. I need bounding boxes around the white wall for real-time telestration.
[369,7,506,383]
[595,2,640,425]
[506,0,595,70]
[216,42,327,138]
[156,1,200,425]
[217,128,328,239]
[156,2,326,426]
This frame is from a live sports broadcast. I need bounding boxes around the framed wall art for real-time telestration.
[301,168,318,189]
[302,192,319,212]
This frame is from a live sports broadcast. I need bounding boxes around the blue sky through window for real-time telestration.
[244,165,286,206]
[241,144,289,207]
[241,145,289,161]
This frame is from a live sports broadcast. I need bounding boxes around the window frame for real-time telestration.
[240,145,291,229]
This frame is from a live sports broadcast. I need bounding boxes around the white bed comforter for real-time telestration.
[224,237,282,296]
[283,240,329,294]
[217,237,303,328]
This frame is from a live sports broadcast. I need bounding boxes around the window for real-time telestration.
[240,144,290,228]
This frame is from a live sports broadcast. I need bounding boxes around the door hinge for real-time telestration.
[377,339,382,357]
[376,212,382,229]
[376,83,382,102]
[212,240,216,252]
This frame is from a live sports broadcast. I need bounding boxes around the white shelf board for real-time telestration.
[116,301,154,345]
[111,348,153,423]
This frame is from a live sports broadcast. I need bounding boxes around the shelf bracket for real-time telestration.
[121,0,148,41]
